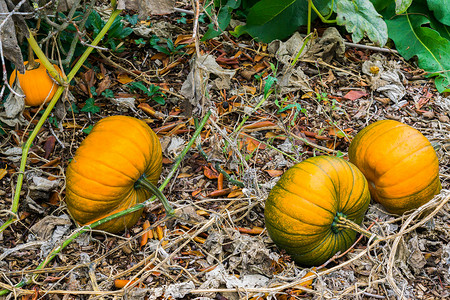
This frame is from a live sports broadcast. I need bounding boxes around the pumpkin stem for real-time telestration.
[26,32,40,70]
[334,215,379,241]
[137,176,174,216]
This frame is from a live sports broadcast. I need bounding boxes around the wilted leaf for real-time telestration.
[181,54,236,105]
[29,215,72,241]
[246,137,265,153]
[0,0,25,73]
[30,176,60,192]
[0,165,7,180]
[265,169,283,177]
[343,90,368,101]
[110,97,136,111]
[124,0,175,19]
[2,81,24,118]
[228,189,243,197]
[55,0,78,11]
[43,136,56,159]
[336,0,388,46]
[96,75,111,95]
[117,73,134,84]
[0,84,27,126]
[203,166,219,179]
[165,136,185,157]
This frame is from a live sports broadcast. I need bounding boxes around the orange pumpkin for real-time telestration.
[348,120,441,214]
[265,156,370,266]
[9,59,62,106]
[65,115,171,233]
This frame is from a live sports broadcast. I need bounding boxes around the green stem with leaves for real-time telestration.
[0,8,123,235]
[0,110,212,296]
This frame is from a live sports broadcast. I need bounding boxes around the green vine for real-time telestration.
[0,8,122,234]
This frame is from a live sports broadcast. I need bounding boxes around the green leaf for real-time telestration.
[336,0,388,46]
[232,0,309,42]
[395,0,413,14]
[383,0,450,40]
[83,125,94,134]
[246,0,296,25]
[264,75,277,98]
[430,17,450,40]
[81,98,100,114]
[87,11,104,36]
[153,45,171,55]
[125,14,139,25]
[102,89,114,98]
[152,96,165,105]
[335,150,345,158]
[135,38,146,45]
[202,0,241,40]
[369,0,394,11]
[68,103,79,114]
[386,12,450,92]
[90,86,97,96]
[203,4,233,40]
[147,84,160,95]
[427,0,450,26]
[128,81,151,95]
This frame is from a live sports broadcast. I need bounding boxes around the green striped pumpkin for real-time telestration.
[348,120,441,215]
[264,156,370,266]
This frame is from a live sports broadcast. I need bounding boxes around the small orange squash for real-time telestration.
[348,120,441,215]
[9,59,62,106]
[65,115,172,233]
[265,156,371,266]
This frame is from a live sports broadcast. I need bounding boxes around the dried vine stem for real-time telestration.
[386,191,450,297]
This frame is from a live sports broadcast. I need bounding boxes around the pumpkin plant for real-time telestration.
[348,120,441,215]
[65,115,173,233]
[265,156,371,266]
[9,59,63,106]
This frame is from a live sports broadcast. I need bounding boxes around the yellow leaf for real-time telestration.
[117,73,133,84]
[0,165,7,180]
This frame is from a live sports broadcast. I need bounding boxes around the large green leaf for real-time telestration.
[386,12,450,92]
[427,0,450,26]
[232,0,308,42]
[428,11,450,40]
[369,0,394,11]
[335,0,388,46]
[383,0,450,40]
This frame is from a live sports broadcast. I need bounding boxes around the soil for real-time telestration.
[0,2,449,300]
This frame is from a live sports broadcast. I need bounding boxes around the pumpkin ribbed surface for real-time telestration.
[265,156,370,266]
[348,120,441,215]
[9,59,62,106]
[65,115,162,233]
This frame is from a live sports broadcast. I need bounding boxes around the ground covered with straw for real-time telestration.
[1,1,450,299]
